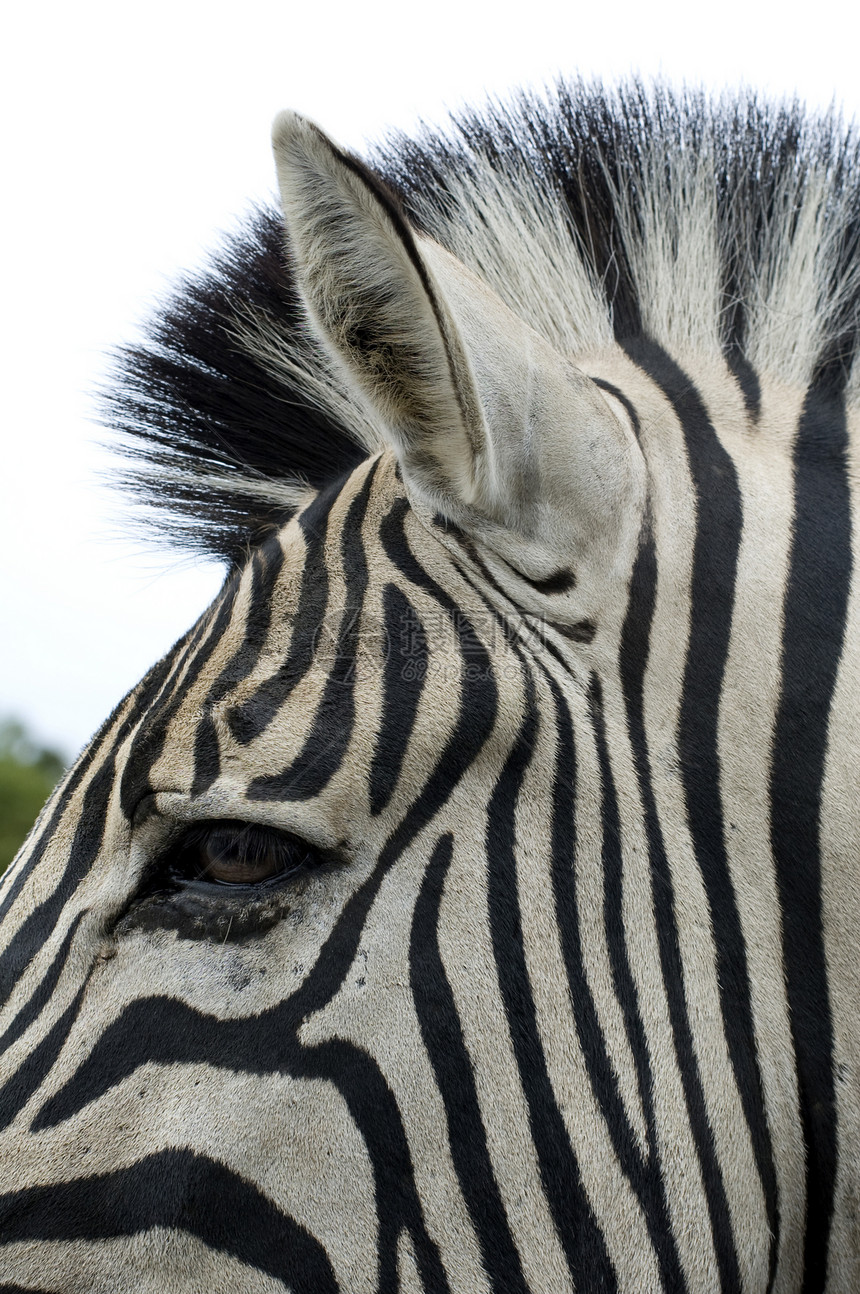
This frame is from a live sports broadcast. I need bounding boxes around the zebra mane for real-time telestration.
[104,80,860,563]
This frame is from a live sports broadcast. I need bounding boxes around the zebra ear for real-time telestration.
[272,111,487,514]
[272,113,642,584]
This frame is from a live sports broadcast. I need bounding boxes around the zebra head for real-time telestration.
[1,88,858,1293]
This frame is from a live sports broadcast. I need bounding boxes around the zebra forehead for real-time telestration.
[115,455,525,804]
[173,457,464,680]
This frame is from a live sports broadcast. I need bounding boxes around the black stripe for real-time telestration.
[0,981,90,1133]
[0,638,193,1004]
[0,640,180,933]
[224,477,345,746]
[486,663,617,1291]
[189,711,221,800]
[619,514,741,1286]
[624,336,779,1285]
[0,1285,59,1293]
[190,538,287,797]
[0,1149,338,1292]
[770,387,851,1291]
[188,588,259,789]
[546,677,642,1150]
[0,751,99,928]
[0,754,116,998]
[434,540,587,686]
[410,834,531,1292]
[444,528,517,607]
[725,349,762,423]
[521,566,576,594]
[587,674,686,1288]
[554,618,596,644]
[119,582,242,819]
[247,462,377,801]
[370,584,428,815]
[295,1041,452,1294]
[0,911,86,1055]
[445,526,595,644]
[589,376,643,439]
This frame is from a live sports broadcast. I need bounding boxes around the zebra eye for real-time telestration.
[121,820,327,942]
[172,821,318,888]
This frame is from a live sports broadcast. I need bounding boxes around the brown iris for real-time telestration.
[177,821,315,887]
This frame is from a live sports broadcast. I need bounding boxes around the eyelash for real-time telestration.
[166,820,322,889]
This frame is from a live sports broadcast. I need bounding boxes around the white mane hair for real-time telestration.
[102,79,860,562]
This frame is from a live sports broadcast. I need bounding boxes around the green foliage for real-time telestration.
[0,720,67,873]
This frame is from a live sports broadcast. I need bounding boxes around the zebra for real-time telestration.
[0,78,858,1292]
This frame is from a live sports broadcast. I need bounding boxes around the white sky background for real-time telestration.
[2,0,859,761]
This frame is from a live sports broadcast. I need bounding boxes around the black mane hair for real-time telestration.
[101,207,369,564]
[103,80,860,565]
